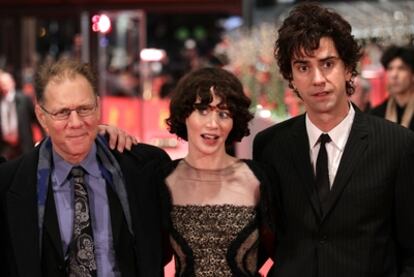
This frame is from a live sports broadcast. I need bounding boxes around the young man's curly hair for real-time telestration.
[275,2,362,95]
[166,67,253,145]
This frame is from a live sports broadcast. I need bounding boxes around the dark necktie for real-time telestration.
[315,134,331,214]
[68,166,97,277]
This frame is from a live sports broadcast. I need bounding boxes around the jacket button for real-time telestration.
[320,235,328,244]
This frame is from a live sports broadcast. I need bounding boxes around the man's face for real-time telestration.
[35,74,100,164]
[290,37,351,122]
[385,58,414,96]
[0,73,14,96]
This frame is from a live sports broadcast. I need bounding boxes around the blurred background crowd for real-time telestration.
[1,0,414,160]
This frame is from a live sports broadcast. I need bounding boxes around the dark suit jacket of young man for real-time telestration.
[0,141,171,277]
[0,92,41,159]
[253,107,414,277]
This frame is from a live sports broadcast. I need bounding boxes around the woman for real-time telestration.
[159,67,273,276]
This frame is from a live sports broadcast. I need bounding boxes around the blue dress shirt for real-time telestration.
[51,143,120,277]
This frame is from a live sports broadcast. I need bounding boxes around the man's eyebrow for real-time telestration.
[292,55,339,64]
[319,55,339,62]
[292,59,308,65]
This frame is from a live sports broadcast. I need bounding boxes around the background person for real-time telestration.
[371,45,414,131]
[0,71,42,160]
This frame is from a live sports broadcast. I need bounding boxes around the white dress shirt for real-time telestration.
[1,89,17,137]
[306,104,355,188]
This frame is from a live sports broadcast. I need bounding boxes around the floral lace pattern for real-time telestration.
[170,204,258,276]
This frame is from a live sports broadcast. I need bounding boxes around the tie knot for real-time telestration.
[319,133,331,145]
[70,166,85,178]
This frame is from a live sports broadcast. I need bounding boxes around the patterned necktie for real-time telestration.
[315,133,331,214]
[68,166,97,277]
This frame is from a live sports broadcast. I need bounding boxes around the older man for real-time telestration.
[0,59,170,277]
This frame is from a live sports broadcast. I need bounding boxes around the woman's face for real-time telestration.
[185,93,233,159]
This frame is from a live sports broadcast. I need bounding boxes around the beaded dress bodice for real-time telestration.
[164,160,262,277]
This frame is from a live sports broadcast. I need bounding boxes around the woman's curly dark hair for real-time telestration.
[166,67,253,145]
[275,2,362,95]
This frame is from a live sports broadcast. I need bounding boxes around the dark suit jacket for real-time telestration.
[0,141,171,277]
[253,109,414,277]
[0,92,41,159]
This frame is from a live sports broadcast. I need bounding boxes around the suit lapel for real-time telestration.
[14,93,22,117]
[322,110,369,220]
[290,116,323,219]
[43,178,65,260]
[110,151,142,252]
[106,183,123,251]
[6,151,42,277]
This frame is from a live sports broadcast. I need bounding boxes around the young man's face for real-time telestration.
[385,57,414,96]
[290,37,351,121]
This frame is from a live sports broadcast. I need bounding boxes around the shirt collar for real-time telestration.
[306,103,355,151]
[52,142,100,187]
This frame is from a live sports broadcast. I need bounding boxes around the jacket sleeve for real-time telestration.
[129,143,171,165]
[396,135,414,277]
[252,131,264,162]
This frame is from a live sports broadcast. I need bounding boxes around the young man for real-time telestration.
[371,45,414,131]
[0,59,170,277]
[253,3,414,277]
